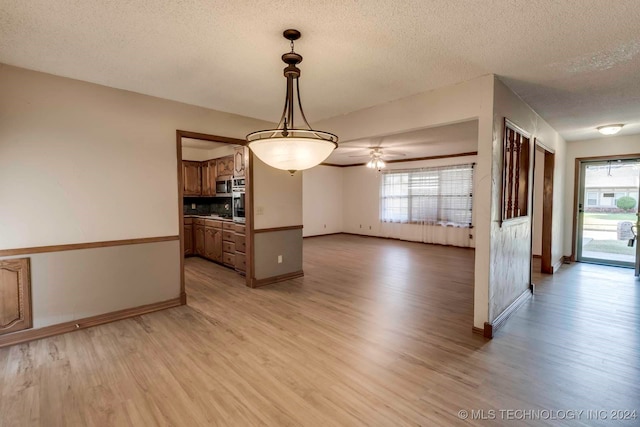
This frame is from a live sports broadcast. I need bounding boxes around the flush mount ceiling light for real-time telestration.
[246,29,338,174]
[366,149,386,171]
[597,124,624,135]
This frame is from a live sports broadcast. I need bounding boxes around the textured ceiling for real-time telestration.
[1,1,639,141]
[326,120,478,165]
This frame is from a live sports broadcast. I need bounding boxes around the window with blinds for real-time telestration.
[380,163,474,227]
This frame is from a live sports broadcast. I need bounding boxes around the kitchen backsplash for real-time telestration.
[183,197,232,216]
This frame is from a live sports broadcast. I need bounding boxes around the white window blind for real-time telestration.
[380,163,474,227]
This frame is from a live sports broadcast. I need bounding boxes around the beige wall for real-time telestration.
[0,64,271,329]
[563,134,640,256]
[252,156,303,230]
[302,166,344,237]
[489,78,566,321]
[0,64,272,250]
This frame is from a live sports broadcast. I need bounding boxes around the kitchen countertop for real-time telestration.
[184,215,235,222]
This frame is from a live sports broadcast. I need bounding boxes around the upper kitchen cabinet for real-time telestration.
[183,161,202,196]
[233,146,246,178]
[216,155,234,179]
[201,159,217,196]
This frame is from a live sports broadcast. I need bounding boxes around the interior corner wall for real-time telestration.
[312,74,495,329]
[0,63,272,328]
[489,77,567,322]
[302,166,344,237]
[563,134,640,256]
[252,155,303,279]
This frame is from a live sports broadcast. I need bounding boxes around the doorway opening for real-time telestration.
[575,157,640,270]
[531,141,555,279]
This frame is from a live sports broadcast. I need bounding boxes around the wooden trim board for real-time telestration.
[0,236,179,258]
[0,297,182,349]
[250,270,304,288]
[321,151,477,168]
[254,225,303,234]
[483,289,532,338]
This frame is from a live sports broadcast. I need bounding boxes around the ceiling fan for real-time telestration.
[346,147,406,170]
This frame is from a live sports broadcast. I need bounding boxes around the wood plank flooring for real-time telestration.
[1,234,639,426]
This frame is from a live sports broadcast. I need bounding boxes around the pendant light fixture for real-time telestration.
[246,29,338,174]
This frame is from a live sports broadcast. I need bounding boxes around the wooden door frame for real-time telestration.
[530,140,555,282]
[176,130,253,303]
[570,153,640,261]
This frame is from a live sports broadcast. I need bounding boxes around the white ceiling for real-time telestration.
[326,120,478,165]
[1,1,639,141]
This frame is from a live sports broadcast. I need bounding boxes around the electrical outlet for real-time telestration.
[256,206,264,215]
[360,224,362,228]
[277,255,283,264]
[324,224,326,228]
[369,225,372,230]
[191,203,196,209]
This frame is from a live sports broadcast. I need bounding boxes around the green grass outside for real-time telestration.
[583,212,637,231]
[583,239,635,255]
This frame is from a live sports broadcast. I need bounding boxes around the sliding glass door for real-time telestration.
[576,159,640,270]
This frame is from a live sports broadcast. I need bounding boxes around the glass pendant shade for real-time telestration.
[366,158,386,170]
[246,29,338,174]
[249,136,337,172]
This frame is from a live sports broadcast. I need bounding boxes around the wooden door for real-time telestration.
[183,161,202,196]
[184,223,194,256]
[0,258,32,335]
[233,147,245,178]
[205,227,223,262]
[194,224,205,256]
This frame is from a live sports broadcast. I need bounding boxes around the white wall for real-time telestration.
[563,134,640,256]
[0,64,272,250]
[252,156,302,230]
[302,166,343,237]
[340,156,478,247]
[532,148,545,256]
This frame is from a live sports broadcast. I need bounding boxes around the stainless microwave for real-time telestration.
[215,179,232,195]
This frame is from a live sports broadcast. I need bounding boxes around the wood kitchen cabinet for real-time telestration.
[194,223,206,256]
[0,258,32,335]
[216,155,234,179]
[183,161,202,196]
[234,223,246,274]
[233,146,246,178]
[205,226,223,262]
[201,159,217,196]
[184,220,194,256]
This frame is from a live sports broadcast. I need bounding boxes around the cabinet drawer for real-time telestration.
[234,224,246,233]
[222,221,235,230]
[205,219,222,228]
[184,217,193,225]
[194,218,205,226]
[223,252,235,267]
[223,241,235,254]
[222,230,235,242]
[235,252,246,272]
[234,233,246,253]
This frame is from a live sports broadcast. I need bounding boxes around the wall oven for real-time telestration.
[232,189,245,223]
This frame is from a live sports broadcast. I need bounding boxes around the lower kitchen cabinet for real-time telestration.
[194,224,205,257]
[184,221,193,256]
[205,226,223,262]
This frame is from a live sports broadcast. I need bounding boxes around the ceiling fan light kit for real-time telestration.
[366,148,386,171]
[246,29,338,174]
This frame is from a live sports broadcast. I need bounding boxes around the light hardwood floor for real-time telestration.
[1,234,639,426]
